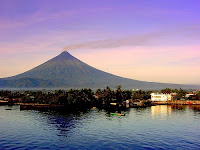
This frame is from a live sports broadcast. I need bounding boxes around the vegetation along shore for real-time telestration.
[0,87,200,113]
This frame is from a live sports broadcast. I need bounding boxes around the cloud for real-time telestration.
[63,33,159,51]
[63,25,200,51]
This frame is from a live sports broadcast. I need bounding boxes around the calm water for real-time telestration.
[0,105,200,150]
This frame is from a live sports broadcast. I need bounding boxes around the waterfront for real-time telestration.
[0,105,200,149]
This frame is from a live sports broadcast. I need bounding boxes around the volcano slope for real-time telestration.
[0,51,198,90]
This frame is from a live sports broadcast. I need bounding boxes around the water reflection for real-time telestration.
[171,105,187,111]
[151,104,200,119]
[38,104,200,134]
[188,105,200,112]
[1,105,200,149]
[32,109,92,137]
[151,105,171,119]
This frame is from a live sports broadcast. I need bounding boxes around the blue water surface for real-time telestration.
[0,105,200,150]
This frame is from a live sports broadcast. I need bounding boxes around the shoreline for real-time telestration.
[16,100,200,110]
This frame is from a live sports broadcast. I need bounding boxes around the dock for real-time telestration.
[20,103,66,110]
[152,100,200,105]
[0,100,9,105]
[167,100,200,105]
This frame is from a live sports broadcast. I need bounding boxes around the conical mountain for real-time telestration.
[0,51,199,89]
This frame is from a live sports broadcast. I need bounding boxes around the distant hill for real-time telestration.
[0,51,199,89]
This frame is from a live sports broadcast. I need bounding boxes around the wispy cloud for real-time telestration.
[63,35,151,51]
[63,25,200,51]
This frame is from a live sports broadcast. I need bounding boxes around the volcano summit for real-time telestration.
[0,51,198,89]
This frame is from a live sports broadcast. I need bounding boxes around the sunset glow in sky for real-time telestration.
[0,0,200,84]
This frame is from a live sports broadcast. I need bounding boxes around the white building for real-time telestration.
[151,93,172,101]
[185,94,194,98]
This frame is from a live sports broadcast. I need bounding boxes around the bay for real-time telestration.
[0,105,200,150]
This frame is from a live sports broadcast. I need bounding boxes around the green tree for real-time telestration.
[161,88,172,94]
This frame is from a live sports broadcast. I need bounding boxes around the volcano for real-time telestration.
[0,51,198,89]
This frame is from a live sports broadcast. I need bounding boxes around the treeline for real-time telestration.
[0,87,199,106]
[160,88,200,100]
[0,86,151,106]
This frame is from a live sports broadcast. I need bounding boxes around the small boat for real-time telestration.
[110,103,117,106]
[110,112,125,116]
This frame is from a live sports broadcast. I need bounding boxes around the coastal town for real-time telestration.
[0,87,200,111]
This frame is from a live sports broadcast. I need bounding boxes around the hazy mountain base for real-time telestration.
[0,77,198,90]
[0,51,199,90]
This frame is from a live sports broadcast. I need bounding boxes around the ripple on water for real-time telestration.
[1,105,200,149]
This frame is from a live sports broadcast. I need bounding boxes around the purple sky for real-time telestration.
[0,0,200,84]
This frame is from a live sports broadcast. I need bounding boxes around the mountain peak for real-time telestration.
[60,51,71,56]
[53,51,75,61]
[2,50,198,89]
[61,50,69,53]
